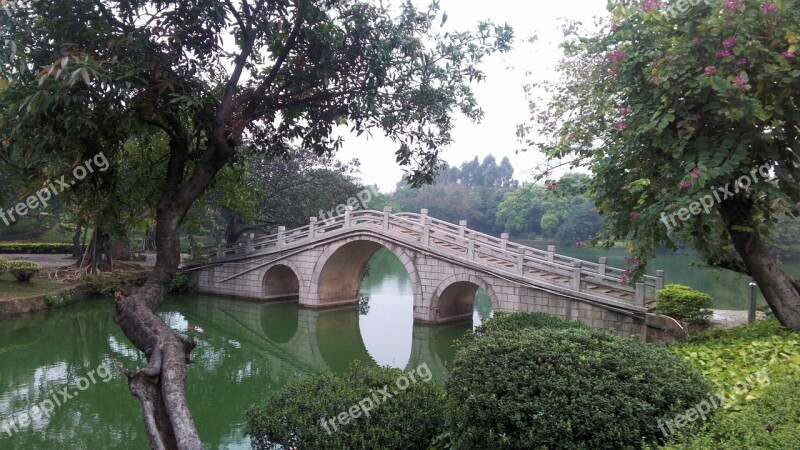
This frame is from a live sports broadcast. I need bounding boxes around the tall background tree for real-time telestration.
[1,0,512,447]
[521,0,800,329]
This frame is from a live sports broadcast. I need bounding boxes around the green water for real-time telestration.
[0,249,492,449]
[543,246,800,310]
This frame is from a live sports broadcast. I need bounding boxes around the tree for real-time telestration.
[522,0,800,328]
[1,1,512,447]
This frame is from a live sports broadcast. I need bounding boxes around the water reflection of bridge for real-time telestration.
[179,296,467,379]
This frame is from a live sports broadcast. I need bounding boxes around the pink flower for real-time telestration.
[723,0,743,12]
[665,54,679,61]
[630,211,639,220]
[681,181,693,189]
[734,74,747,91]
[760,2,777,13]
[640,0,662,12]
[575,241,584,248]
[624,269,633,276]
[691,167,700,179]
[782,51,796,59]
[608,50,626,62]
[619,107,632,115]
[651,76,662,84]
[546,182,557,191]
[611,24,619,33]
[723,37,737,49]
[724,21,735,27]
[735,58,749,66]
[615,120,627,131]
[716,49,732,58]
[610,67,619,76]
[704,66,716,75]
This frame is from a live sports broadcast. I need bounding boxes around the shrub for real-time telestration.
[655,284,713,324]
[168,273,194,294]
[445,327,713,449]
[476,311,589,335]
[661,375,800,449]
[0,257,8,272]
[0,242,73,254]
[245,363,445,449]
[8,260,42,282]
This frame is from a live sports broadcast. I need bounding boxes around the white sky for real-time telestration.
[335,0,611,192]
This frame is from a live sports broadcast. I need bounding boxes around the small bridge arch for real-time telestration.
[432,274,499,324]
[261,261,304,301]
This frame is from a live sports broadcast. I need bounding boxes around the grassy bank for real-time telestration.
[658,319,800,449]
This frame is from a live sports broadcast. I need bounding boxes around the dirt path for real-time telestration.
[1,253,159,268]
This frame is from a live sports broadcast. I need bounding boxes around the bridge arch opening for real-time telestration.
[433,275,498,325]
[263,264,300,301]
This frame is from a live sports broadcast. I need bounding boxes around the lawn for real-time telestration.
[0,272,70,300]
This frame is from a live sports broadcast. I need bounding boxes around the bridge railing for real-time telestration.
[212,208,663,308]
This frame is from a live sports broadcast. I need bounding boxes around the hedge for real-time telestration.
[655,284,713,324]
[475,311,590,335]
[0,257,8,272]
[245,363,445,449]
[0,242,73,254]
[445,318,713,449]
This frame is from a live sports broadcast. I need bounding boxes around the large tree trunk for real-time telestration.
[113,137,233,449]
[77,225,113,272]
[71,224,83,258]
[720,199,800,330]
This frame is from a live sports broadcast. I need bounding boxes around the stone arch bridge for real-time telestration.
[186,208,679,340]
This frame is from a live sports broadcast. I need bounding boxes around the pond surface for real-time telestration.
[0,249,492,449]
[535,245,800,310]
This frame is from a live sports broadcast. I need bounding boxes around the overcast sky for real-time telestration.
[335,0,611,192]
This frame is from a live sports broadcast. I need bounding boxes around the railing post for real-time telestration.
[655,270,665,291]
[246,233,254,253]
[344,205,353,230]
[309,217,317,240]
[277,226,286,248]
[458,220,467,238]
[517,252,525,275]
[598,257,607,276]
[423,217,431,246]
[547,245,555,263]
[500,233,509,251]
[571,261,582,291]
[217,243,224,258]
[635,283,645,307]
[468,233,476,261]
[383,206,392,231]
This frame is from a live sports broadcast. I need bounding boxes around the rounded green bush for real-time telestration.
[655,284,713,324]
[245,363,445,449]
[445,327,713,449]
[8,260,42,282]
[0,257,9,273]
[476,311,589,335]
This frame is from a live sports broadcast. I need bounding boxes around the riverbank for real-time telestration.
[0,253,156,318]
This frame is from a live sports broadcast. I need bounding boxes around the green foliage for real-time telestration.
[8,260,42,282]
[0,257,8,272]
[168,273,193,295]
[659,373,800,450]
[245,363,445,450]
[670,319,800,411]
[445,324,713,449]
[522,0,800,283]
[44,291,76,307]
[475,311,590,335]
[44,293,59,305]
[0,242,73,254]
[655,284,713,324]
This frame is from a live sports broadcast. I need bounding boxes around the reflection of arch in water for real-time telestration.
[405,322,472,379]
[311,238,422,307]
[262,263,302,301]
[260,300,299,344]
[431,274,500,323]
[313,306,373,373]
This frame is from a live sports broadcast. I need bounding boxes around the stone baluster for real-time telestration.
[344,205,353,230]
[598,257,607,276]
[635,283,645,307]
[309,217,317,239]
[277,226,286,248]
[655,270,665,291]
[383,206,392,231]
[547,245,556,263]
[571,261,582,291]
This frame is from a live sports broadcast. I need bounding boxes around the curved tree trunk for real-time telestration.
[77,225,113,272]
[720,199,800,330]
[71,224,83,258]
